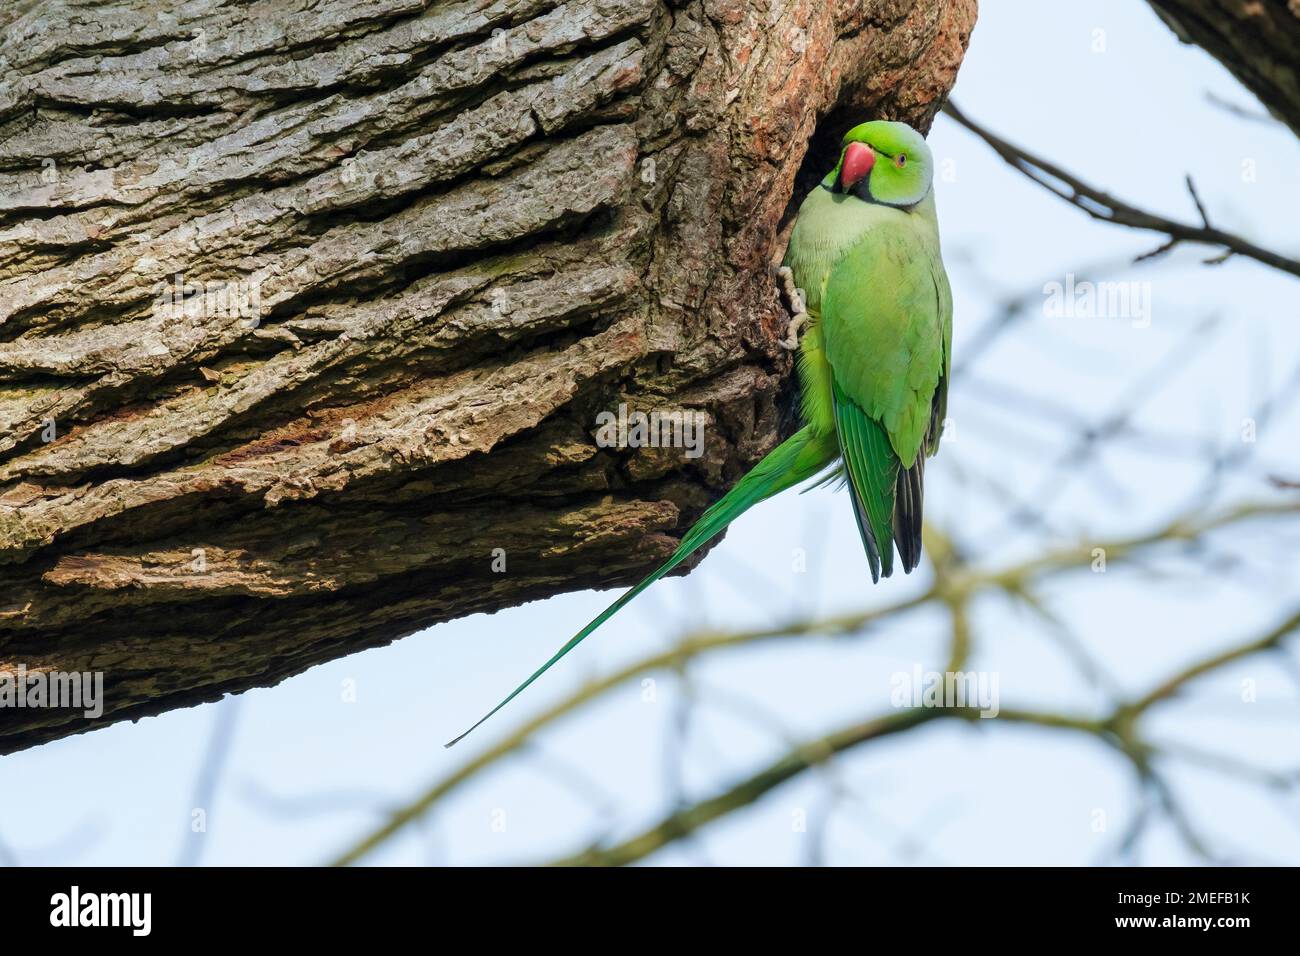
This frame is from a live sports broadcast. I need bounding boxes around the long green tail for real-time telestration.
[445,424,839,747]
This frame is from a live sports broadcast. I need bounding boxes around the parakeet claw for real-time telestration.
[780,313,808,350]
[777,265,808,350]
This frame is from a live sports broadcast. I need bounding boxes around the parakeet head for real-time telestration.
[824,120,933,208]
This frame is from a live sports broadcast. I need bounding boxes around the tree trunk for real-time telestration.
[0,0,975,753]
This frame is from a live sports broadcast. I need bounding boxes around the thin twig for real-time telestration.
[943,101,1300,279]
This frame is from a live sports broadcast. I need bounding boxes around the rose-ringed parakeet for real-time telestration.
[448,120,951,746]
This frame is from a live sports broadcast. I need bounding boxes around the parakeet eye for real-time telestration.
[896,153,907,168]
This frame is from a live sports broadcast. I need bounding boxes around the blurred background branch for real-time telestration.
[331,495,1300,865]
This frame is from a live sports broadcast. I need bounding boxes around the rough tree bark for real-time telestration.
[0,0,975,753]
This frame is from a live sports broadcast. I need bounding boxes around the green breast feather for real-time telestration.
[820,205,948,471]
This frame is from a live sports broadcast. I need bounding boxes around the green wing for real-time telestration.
[820,212,948,576]
[832,382,899,582]
[928,250,953,457]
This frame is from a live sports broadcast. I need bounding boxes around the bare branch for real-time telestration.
[943,102,1300,279]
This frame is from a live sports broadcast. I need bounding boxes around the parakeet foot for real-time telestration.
[777,266,808,350]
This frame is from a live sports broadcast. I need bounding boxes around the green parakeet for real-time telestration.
[448,120,952,746]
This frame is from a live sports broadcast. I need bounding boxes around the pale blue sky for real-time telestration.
[3,0,1299,866]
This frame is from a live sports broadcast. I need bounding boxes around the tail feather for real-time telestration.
[892,455,924,574]
[895,388,943,574]
[446,425,837,746]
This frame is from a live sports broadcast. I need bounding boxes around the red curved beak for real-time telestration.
[839,142,875,190]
